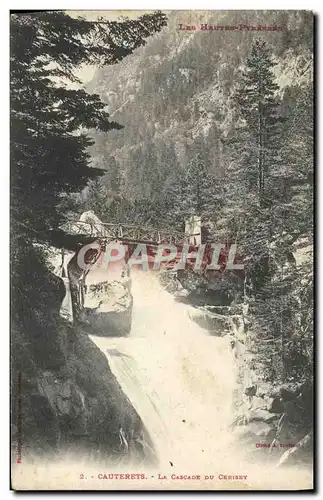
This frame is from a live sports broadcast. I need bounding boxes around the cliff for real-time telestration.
[11,241,155,465]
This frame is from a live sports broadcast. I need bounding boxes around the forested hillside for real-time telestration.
[10,9,313,477]
[77,11,312,227]
[78,10,314,445]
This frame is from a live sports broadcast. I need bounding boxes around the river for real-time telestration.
[90,270,240,473]
[12,270,313,490]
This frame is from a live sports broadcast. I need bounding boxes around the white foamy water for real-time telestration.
[90,270,240,472]
[12,271,313,490]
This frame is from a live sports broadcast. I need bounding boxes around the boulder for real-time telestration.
[188,309,228,335]
[248,408,280,423]
[248,421,273,437]
[250,396,268,409]
[79,277,133,336]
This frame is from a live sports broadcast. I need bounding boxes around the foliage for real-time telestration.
[224,41,313,405]
[10,10,167,341]
[82,35,313,432]
[11,10,167,243]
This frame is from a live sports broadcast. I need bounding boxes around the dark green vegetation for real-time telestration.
[10,10,166,460]
[77,11,313,444]
[10,10,313,462]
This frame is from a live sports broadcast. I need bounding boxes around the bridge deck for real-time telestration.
[64,220,186,246]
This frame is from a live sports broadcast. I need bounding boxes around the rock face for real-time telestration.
[12,320,155,463]
[43,245,75,323]
[188,307,230,336]
[176,269,240,307]
[11,240,153,464]
[230,318,313,465]
[47,211,134,336]
[78,275,133,336]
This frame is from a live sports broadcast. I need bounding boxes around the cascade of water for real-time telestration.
[90,270,239,471]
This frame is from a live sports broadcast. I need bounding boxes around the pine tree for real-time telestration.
[275,85,313,238]
[231,40,283,206]
[220,41,313,396]
[11,11,167,247]
[106,156,121,194]
[85,178,110,220]
[10,10,167,360]
[217,41,287,277]
[181,153,220,219]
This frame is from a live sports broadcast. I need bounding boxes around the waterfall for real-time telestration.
[90,270,239,472]
[13,268,312,489]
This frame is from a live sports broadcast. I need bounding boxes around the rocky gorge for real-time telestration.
[10,10,313,489]
[11,227,154,466]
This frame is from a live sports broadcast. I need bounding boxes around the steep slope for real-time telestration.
[85,10,312,204]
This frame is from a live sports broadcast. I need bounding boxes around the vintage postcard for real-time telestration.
[10,9,314,491]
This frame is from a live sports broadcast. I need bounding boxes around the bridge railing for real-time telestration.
[63,220,185,245]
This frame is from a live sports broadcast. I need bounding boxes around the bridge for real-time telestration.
[60,213,200,323]
[62,214,240,274]
[58,213,242,326]
[63,217,199,246]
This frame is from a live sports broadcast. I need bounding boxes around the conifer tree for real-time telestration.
[180,154,220,220]
[220,41,313,393]
[231,40,283,206]
[10,10,167,354]
[11,11,167,247]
